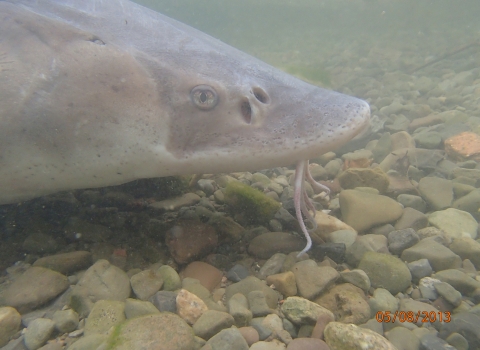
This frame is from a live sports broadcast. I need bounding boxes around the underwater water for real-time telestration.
[1,0,480,349]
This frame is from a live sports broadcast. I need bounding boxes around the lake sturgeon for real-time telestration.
[0,0,370,255]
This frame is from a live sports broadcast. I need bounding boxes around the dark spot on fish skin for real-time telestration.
[111,85,120,92]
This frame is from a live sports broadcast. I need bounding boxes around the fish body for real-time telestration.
[0,0,370,205]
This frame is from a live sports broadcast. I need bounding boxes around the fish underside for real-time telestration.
[0,0,370,254]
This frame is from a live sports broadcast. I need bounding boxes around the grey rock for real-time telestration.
[106,313,195,350]
[407,259,433,282]
[385,326,420,350]
[149,291,177,313]
[156,265,182,291]
[69,260,130,318]
[227,293,252,327]
[130,269,163,301]
[324,322,397,349]
[432,269,480,295]
[225,276,279,309]
[33,251,92,275]
[258,253,286,280]
[281,296,334,326]
[226,264,250,282]
[346,234,389,267]
[401,239,462,272]
[248,232,305,259]
[439,312,480,349]
[201,328,249,350]
[368,288,398,315]
[124,298,159,319]
[358,252,411,295]
[340,269,371,292]
[0,307,22,348]
[418,277,440,300]
[434,282,462,307]
[420,333,456,350]
[2,267,69,314]
[84,300,125,336]
[292,260,339,300]
[397,194,427,213]
[52,309,79,333]
[24,318,55,350]
[394,207,429,231]
[453,189,480,220]
[418,177,453,211]
[64,334,107,350]
[428,208,478,240]
[449,237,480,270]
[388,228,420,255]
[248,291,271,317]
[192,310,234,340]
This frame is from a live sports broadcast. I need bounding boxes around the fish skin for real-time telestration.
[0,0,370,204]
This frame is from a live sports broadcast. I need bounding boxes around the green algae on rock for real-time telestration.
[224,180,281,224]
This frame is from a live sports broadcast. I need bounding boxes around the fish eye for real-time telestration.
[190,85,218,110]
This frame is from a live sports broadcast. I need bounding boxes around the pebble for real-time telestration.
[225,276,279,309]
[385,326,420,350]
[266,271,297,297]
[0,307,21,347]
[258,253,287,280]
[418,176,453,210]
[156,265,182,291]
[182,261,223,292]
[324,322,397,349]
[176,289,208,325]
[407,258,433,282]
[124,298,159,318]
[420,333,456,350]
[387,228,420,255]
[286,338,330,350]
[52,309,79,333]
[368,288,398,315]
[401,239,462,272]
[434,282,462,307]
[149,192,201,211]
[428,208,478,239]
[449,237,480,270]
[227,293,252,327]
[32,251,92,275]
[107,313,195,349]
[2,267,69,314]
[337,167,390,194]
[345,234,389,267]
[192,310,234,340]
[248,232,306,259]
[149,291,177,313]
[397,194,427,213]
[339,189,403,232]
[326,229,357,248]
[292,260,339,300]
[281,297,334,326]
[452,188,480,219]
[84,300,125,336]
[24,318,56,350]
[249,340,286,350]
[432,269,480,295]
[238,326,260,346]
[69,259,131,318]
[394,207,428,231]
[358,251,412,295]
[248,290,272,317]
[315,283,370,325]
[165,220,218,264]
[201,327,249,350]
[227,264,250,282]
[439,312,480,349]
[339,269,371,292]
[130,268,164,300]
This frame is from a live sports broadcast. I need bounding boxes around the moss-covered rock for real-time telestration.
[224,181,281,224]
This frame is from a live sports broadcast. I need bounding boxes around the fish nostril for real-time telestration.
[252,87,269,104]
[241,101,252,124]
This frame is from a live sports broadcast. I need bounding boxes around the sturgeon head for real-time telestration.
[0,0,369,251]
